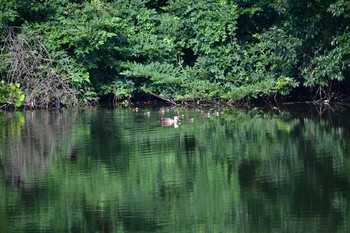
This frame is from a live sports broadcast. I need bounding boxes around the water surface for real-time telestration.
[1,104,350,233]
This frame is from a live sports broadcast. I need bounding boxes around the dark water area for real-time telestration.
[1,103,350,233]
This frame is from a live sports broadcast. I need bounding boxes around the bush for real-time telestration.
[1,27,89,108]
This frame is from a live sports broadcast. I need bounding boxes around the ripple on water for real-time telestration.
[1,107,350,233]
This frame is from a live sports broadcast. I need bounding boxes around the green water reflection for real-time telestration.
[1,104,350,233]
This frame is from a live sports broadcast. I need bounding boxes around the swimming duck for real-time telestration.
[161,116,179,126]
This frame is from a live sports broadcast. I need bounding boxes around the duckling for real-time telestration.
[144,111,151,117]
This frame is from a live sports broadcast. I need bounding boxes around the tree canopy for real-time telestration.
[1,0,349,108]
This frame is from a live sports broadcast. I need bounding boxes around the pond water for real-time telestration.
[1,104,350,233]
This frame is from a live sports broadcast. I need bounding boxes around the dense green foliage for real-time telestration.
[0,81,24,108]
[1,0,350,108]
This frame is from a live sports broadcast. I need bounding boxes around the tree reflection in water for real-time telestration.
[0,105,350,233]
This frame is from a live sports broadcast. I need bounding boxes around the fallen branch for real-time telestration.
[150,92,177,105]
